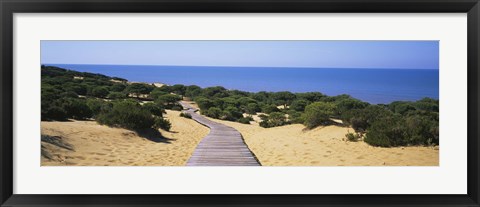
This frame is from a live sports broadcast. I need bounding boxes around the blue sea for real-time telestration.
[48,64,439,104]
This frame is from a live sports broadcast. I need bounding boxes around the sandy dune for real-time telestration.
[41,110,209,166]
[205,118,439,166]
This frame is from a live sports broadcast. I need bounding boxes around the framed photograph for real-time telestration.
[1,0,479,206]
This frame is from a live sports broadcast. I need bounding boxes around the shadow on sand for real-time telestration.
[135,128,176,144]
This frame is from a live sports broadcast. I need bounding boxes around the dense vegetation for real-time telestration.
[42,65,439,147]
[154,81,439,147]
[41,66,173,131]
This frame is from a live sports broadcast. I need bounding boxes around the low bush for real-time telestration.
[237,117,251,124]
[364,115,406,147]
[89,86,109,98]
[143,102,165,117]
[180,112,192,119]
[42,105,68,121]
[259,112,288,128]
[110,83,126,92]
[61,98,93,120]
[149,89,168,100]
[96,100,155,130]
[290,99,310,112]
[287,110,304,124]
[60,91,79,98]
[262,104,280,114]
[86,98,111,117]
[155,94,182,108]
[345,132,360,142]
[221,106,243,121]
[171,105,183,111]
[360,106,438,147]
[107,92,127,99]
[245,103,260,115]
[126,83,155,97]
[303,102,336,129]
[154,117,172,131]
[204,107,222,119]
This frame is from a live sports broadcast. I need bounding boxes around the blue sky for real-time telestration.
[41,41,439,69]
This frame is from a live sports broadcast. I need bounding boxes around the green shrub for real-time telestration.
[341,105,393,132]
[185,85,202,99]
[204,107,223,119]
[364,115,407,147]
[201,86,228,98]
[220,97,238,109]
[413,98,439,112]
[63,83,88,95]
[60,91,79,98]
[60,98,93,120]
[42,105,68,121]
[262,104,280,114]
[287,110,304,124]
[222,106,243,121]
[259,121,271,128]
[290,99,310,112]
[335,98,369,116]
[389,101,416,115]
[107,92,127,99]
[296,92,325,102]
[89,86,109,98]
[171,84,187,97]
[259,112,288,128]
[237,117,251,124]
[303,102,336,129]
[268,112,288,126]
[155,94,182,109]
[404,114,439,145]
[110,83,126,92]
[258,114,268,121]
[149,89,168,100]
[272,91,296,109]
[171,105,183,111]
[245,103,260,115]
[125,83,155,97]
[180,112,192,119]
[41,84,62,103]
[154,117,172,131]
[195,96,214,110]
[96,100,155,130]
[345,132,360,142]
[143,102,165,116]
[86,98,110,117]
[362,109,438,147]
[350,117,368,132]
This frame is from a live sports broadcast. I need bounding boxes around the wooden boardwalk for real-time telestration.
[180,102,260,166]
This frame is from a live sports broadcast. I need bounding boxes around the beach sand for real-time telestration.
[205,117,439,166]
[41,110,209,166]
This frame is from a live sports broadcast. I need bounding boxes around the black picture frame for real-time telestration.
[1,0,479,206]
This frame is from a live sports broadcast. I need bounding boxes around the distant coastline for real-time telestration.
[44,64,439,104]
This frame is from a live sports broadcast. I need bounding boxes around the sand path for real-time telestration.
[180,102,260,166]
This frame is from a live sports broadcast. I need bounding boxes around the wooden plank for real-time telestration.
[180,102,261,166]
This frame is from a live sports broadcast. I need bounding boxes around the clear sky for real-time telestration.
[41,40,439,69]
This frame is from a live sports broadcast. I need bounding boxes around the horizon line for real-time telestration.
[42,63,439,70]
